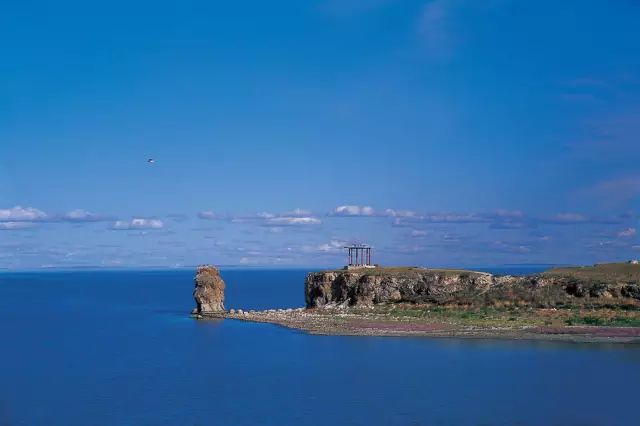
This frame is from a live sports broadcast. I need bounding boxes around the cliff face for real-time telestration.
[193,265,226,314]
[305,268,493,307]
[304,267,640,308]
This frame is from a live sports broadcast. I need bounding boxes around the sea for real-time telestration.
[0,267,638,426]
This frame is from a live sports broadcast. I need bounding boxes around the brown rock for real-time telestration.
[305,266,640,308]
[193,265,226,314]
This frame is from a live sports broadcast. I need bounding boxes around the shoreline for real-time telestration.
[195,308,640,344]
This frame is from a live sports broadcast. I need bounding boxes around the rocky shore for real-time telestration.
[192,263,640,343]
[207,306,640,343]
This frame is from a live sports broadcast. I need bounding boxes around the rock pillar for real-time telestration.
[193,265,226,314]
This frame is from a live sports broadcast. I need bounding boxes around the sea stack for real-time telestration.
[193,265,226,315]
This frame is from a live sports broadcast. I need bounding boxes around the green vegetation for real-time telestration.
[565,315,640,327]
[355,303,640,329]
[379,305,548,328]
[543,262,640,281]
[425,268,490,277]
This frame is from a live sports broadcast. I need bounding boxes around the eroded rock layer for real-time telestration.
[305,266,640,308]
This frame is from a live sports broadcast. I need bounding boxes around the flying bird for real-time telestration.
[147,158,155,164]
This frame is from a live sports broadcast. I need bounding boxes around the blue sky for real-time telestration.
[1,0,640,269]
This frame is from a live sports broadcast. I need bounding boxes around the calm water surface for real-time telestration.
[0,269,639,426]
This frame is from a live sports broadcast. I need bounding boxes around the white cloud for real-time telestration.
[489,210,533,229]
[218,209,321,227]
[225,212,278,223]
[62,209,108,222]
[392,210,528,227]
[206,210,314,224]
[385,209,628,230]
[618,227,637,238]
[545,213,589,224]
[0,206,47,222]
[317,240,347,253]
[285,208,312,217]
[0,222,35,230]
[442,233,461,242]
[255,212,276,219]
[410,229,428,238]
[330,205,375,216]
[422,213,488,223]
[494,209,525,218]
[541,212,622,225]
[198,211,224,220]
[111,218,164,230]
[382,209,420,218]
[264,217,321,226]
[0,206,114,224]
[392,212,490,227]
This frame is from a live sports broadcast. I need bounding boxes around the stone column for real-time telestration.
[193,265,226,315]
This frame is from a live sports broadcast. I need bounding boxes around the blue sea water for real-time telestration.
[0,268,639,426]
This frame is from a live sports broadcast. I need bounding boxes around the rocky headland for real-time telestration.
[305,264,640,308]
[193,263,640,343]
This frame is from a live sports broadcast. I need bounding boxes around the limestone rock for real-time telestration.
[193,265,226,314]
[304,268,465,307]
[304,267,640,308]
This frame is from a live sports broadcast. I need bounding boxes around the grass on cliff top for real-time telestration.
[322,262,640,280]
[322,266,489,276]
[542,262,640,281]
